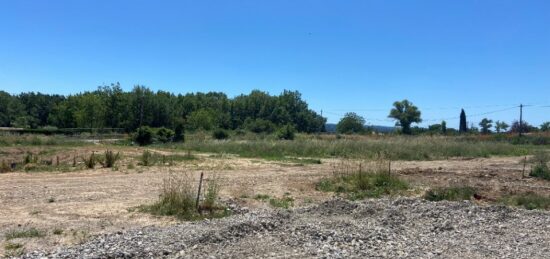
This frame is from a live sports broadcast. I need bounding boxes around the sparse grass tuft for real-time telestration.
[100,150,120,168]
[139,172,228,220]
[5,227,45,240]
[139,150,155,166]
[501,192,550,210]
[317,164,409,200]
[269,196,294,209]
[4,242,23,250]
[254,194,270,200]
[0,160,11,173]
[529,151,550,180]
[424,186,477,201]
[82,152,97,169]
[53,228,63,235]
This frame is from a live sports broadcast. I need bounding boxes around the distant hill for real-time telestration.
[325,123,395,133]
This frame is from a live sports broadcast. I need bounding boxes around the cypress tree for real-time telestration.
[459,109,467,133]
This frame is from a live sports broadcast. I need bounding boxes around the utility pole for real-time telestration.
[519,104,523,137]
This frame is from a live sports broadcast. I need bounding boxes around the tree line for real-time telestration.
[0,84,326,133]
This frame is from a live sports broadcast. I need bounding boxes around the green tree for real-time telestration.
[441,120,447,134]
[336,112,366,134]
[186,109,217,131]
[388,100,422,135]
[459,109,467,133]
[540,122,550,132]
[495,121,509,133]
[479,118,493,134]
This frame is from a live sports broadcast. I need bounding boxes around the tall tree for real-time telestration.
[441,120,447,134]
[479,118,493,134]
[541,122,550,132]
[495,121,509,133]
[459,109,467,133]
[388,100,422,135]
[336,112,366,134]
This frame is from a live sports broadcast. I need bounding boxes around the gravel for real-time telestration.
[22,198,550,258]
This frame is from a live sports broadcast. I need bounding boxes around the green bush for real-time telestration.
[156,127,175,143]
[83,152,97,169]
[135,126,154,146]
[244,118,275,133]
[529,151,550,180]
[173,123,185,142]
[139,150,155,166]
[276,125,295,140]
[212,129,229,140]
[424,186,477,201]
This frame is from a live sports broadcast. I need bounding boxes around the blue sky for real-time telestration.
[0,0,549,127]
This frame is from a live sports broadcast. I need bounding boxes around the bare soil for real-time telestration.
[1,146,549,255]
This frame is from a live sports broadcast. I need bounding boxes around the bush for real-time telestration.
[135,126,154,146]
[424,186,477,201]
[1,160,11,173]
[173,123,185,142]
[212,129,229,140]
[100,150,120,168]
[529,151,550,180]
[244,118,275,133]
[5,227,45,240]
[156,127,175,143]
[276,125,295,140]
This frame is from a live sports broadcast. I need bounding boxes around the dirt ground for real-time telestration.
[1,146,549,255]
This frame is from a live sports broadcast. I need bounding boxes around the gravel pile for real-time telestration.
[23,198,550,258]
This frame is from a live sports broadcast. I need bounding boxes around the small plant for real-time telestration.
[82,152,97,169]
[139,150,156,166]
[269,196,294,209]
[424,186,477,202]
[212,129,229,140]
[100,150,120,168]
[501,193,550,210]
[4,242,24,257]
[276,124,295,140]
[53,228,63,235]
[4,242,23,250]
[47,197,55,203]
[254,194,271,200]
[5,227,45,240]
[202,175,221,211]
[127,162,135,170]
[24,152,38,164]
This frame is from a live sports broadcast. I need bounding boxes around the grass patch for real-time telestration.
[5,227,45,240]
[269,196,294,209]
[138,172,228,220]
[52,228,63,235]
[317,165,409,200]
[529,151,550,180]
[174,134,537,161]
[4,242,23,250]
[501,193,550,210]
[424,186,477,201]
[254,194,270,200]
[138,150,196,166]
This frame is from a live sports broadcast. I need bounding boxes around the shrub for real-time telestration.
[202,175,221,211]
[156,127,175,143]
[276,124,295,140]
[212,129,229,140]
[269,196,294,209]
[424,186,477,201]
[173,123,185,142]
[100,150,120,168]
[244,118,275,133]
[135,126,154,146]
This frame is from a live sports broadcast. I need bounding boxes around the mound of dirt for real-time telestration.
[23,198,550,258]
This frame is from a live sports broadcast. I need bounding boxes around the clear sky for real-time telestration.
[0,0,549,127]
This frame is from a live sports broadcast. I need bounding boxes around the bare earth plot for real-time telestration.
[1,149,550,258]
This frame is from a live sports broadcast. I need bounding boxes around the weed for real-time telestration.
[254,194,270,200]
[202,174,221,211]
[53,228,63,235]
[0,160,10,173]
[269,196,294,209]
[317,162,408,200]
[5,227,45,240]
[4,242,23,250]
[424,186,477,201]
[529,151,550,180]
[100,150,120,168]
[47,197,55,203]
[501,192,550,210]
[212,129,230,140]
[127,163,135,170]
[4,242,24,257]
[139,150,155,166]
[82,152,96,169]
